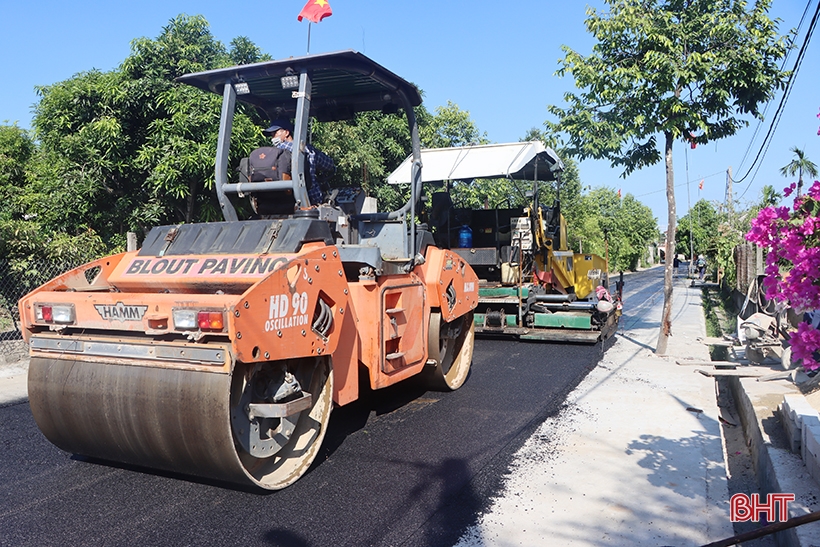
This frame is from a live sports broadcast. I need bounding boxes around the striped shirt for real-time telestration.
[277,141,335,205]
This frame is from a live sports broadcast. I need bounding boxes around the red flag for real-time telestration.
[698,180,704,190]
[617,189,622,198]
[298,0,333,23]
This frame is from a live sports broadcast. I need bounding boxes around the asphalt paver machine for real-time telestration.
[389,142,620,343]
[18,50,479,490]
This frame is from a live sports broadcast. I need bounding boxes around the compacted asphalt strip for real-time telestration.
[0,327,608,546]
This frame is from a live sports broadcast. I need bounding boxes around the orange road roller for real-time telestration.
[18,51,479,490]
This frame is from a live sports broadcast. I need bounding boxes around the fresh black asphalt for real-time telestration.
[0,317,630,546]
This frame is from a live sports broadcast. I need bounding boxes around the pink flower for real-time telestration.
[809,181,820,201]
[791,322,820,371]
[747,140,820,370]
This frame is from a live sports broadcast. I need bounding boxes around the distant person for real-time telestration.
[264,120,335,205]
[697,254,706,280]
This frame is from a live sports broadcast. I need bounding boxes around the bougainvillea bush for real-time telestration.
[747,180,820,370]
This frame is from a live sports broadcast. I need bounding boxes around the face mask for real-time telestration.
[271,137,282,146]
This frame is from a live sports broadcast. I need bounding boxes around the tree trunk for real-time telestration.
[656,131,676,354]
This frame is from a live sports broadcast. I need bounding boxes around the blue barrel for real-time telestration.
[458,225,473,248]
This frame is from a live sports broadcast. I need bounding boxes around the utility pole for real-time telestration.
[726,166,734,222]
[685,145,693,275]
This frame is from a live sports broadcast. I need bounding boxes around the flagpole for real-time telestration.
[307,22,311,54]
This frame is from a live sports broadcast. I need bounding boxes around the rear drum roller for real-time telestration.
[231,357,333,490]
[424,311,475,391]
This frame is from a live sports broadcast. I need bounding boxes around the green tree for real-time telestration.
[759,184,782,208]
[547,0,791,353]
[780,146,818,197]
[675,199,719,261]
[422,101,488,149]
[28,15,268,248]
[0,124,35,222]
[311,101,496,213]
[311,109,422,212]
[586,188,658,271]
[228,37,272,66]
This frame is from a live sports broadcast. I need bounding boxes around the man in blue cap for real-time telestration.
[263,119,335,205]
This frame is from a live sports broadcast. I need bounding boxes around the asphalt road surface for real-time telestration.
[0,270,668,547]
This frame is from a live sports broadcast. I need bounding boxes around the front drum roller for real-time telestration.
[27,354,333,490]
[423,311,475,391]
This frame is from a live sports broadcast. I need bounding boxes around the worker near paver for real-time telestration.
[263,119,335,205]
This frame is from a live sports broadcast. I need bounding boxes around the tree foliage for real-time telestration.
[423,101,488,149]
[780,146,818,197]
[0,124,35,222]
[547,0,791,352]
[584,188,658,271]
[549,0,791,173]
[28,15,268,248]
[675,199,720,259]
[311,110,420,212]
[0,13,663,287]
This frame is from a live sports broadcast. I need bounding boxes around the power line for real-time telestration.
[737,7,818,201]
[736,0,814,173]
[632,170,724,198]
[734,0,820,196]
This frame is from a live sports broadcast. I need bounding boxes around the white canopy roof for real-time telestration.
[387,141,564,185]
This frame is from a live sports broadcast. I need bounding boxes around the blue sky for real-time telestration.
[1,0,817,229]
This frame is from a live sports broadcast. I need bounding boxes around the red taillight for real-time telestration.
[198,311,224,331]
[34,303,75,324]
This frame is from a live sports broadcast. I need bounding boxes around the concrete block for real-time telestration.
[782,394,800,421]
[803,422,815,461]
[803,414,820,431]
[783,394,819,428]
[803,424,820,481]
[806,456,820,489]
[780,404,802,453]
[798,409,820,429]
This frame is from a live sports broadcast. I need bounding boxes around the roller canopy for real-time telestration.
[387,141,565,185]
[176,50,422,122]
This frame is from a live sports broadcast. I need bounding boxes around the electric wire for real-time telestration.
[735,0,813,173]
[632,169,724,198]
[734,0,820,198]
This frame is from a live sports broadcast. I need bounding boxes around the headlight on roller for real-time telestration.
[172,309,198,330]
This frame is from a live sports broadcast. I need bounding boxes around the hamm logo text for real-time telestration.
[94,302,149,322]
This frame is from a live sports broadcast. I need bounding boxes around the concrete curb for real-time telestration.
[730,376,820,546]
[0,357,28,407]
